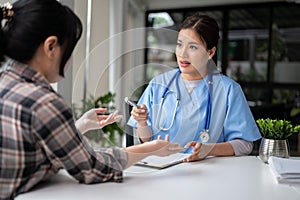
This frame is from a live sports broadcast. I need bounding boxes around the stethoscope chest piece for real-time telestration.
[199,129,210,143]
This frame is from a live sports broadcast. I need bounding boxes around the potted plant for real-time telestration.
[73,92,124,147]
[256,118,300,163]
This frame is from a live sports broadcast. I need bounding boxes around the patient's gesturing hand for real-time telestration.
[148,134,184,157]
[75,108,123,134]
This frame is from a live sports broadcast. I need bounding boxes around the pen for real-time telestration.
[124,97,140,108]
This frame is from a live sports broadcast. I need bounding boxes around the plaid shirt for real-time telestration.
[0,60,127,200]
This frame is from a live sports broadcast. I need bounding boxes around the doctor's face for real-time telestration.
[175,28,212,80]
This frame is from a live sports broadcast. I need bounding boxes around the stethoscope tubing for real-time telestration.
[155,70,181,131]
[155,69,212,131]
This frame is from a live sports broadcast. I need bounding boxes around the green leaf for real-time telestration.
[256,118,300,140]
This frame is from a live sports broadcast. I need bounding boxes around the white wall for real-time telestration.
[72,0,146,112]
[72,0,111,109]
[109,0,146,109]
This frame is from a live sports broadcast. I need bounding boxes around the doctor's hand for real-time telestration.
[131,104,148,126]
[183,141,207,162]
[75,108,123,135]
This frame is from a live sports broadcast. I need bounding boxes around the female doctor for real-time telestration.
[128,14,261,162]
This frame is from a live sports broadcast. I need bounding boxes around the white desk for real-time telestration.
[16,156,300,200]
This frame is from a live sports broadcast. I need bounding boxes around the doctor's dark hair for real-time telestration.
[179,14,220,64]
[0,0,82,77]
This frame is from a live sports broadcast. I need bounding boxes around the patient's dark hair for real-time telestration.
[0,0,82,76]
[179,14,220,64]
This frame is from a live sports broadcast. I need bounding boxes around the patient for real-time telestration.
[0,1,183,199]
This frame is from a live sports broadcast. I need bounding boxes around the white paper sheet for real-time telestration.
[268,156,300,184]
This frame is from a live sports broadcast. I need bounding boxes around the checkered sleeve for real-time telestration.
[31,94,128,183]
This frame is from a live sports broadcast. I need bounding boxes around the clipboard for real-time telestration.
[134,153,188,170]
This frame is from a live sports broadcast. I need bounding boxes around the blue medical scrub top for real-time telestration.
[127,69,261,153]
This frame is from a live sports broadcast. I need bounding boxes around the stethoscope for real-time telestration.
[155,69,213,143]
